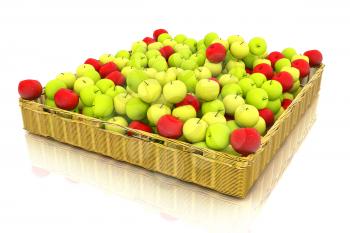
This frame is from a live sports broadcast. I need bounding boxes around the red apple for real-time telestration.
[84,58,101,71]
[160,46,175,60]
[259,108,274,127]
[157,115,183,139]
[303,50,323,67]
[99,62,118,78]
[272,71,294,92]
[128,121,153,136]
[54,88,79,110]
[291,59,310,78]
[206,43,226,63]
[143,37,156,45]
[105,71,125,86]
[253,63,274,79]
[281,99,293,109]
[153,29,168,40]
[18,79,42,100]
[230,128,261,156]
[267,51,285,67]
[175,94,201,112]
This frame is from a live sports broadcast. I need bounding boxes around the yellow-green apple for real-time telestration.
[202,112,226,125]
[194,66,212,79]
[205,123,231,150]
[183,118,208,143]
[45,79,67,99]
[138,79,162,103]
[230,41,249,59]
[147,104,171,126]
[177,70,197,93]
[201,99,225,115]
[55,72,76,89]
[172,105,197,122]
[162,80,187,103]
[92,94,114,118]
[234,104,259,127]
[105,116,128,134]
[113,93,132,115]
[262,80,283,100]
[125,97,149,120]
[195,79,220,101]
[221,83,243,98]
[80,85,102,106]
[246,88,269,109]
[223,94,245,115]
[96,79,115,93]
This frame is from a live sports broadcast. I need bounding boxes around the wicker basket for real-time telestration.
[19,65,324,198]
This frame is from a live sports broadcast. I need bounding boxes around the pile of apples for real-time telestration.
[18,29,323,156]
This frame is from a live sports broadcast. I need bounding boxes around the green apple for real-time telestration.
[205,123,230,150]
[190,53,205,66]
[162,80,187,103]
[281,66,300,81]
[152,94,173,108]
[126,69,148,92]
[121,66,135,77]
[96,79,115,93]
[157,33,172,43]
[243,53,258,69]
[126,86,138,97]
[73,77,94,95]
[125,97,149,120]
[177,70,197,93]
[193,141,209,149]
[225,60,245,71]
[195,79,220,101]
[174,34,187,43]
[146,49,161,60]
[238,78,257,97]
[221,145,241,156]
[226,120,239,133]
[113,57,129,70]
[275,107,285,121]
[283,92,294,100]
[262,80,283,100]
[221,83,243,98]
[229,66,248,80]
[230,42,249,59]
[131,41,147,54]
[99,54,114,64]
[223,94,245,115]
[174,44,190,52]
[154,71,176,86]
[144,67,158,79]
[246,88,269,110]
[172,105,197,122]
[180,59,198,70]
[55,72,76,89]
[138,79,162,103]
[291,54,309,63]
[249,73,267,87]
[202,112,226,125]
[82,106,94,117]
[80,85,102,106]
[282,48,297,60]
[204,59,222,76]
[218,74,239,86]
[148,42,163,51]
[45,98,56,107]
[147,104,171,126]
[45,79,67,99]
[293,87,302,98]
[128,52,148,68]
[201,99,225,115]
[266,99,282,114]
[115,50,130,59]
[274,58,291,72]
[204,32,219,47]
[253,117,266,135]
[113,93,132,115]
[227,35,244,45]
[149,56,168,71]
[183,118,208,143]
[162,39,177,48]
[92,94,114,118]
[194,66,212,80]
[290,80,300,93]
[168,53,184,67]
[184,38,197,53]
[105,85,126,98]
[105,116,128,134]
[248,37,267,56]
[234,104,259,127]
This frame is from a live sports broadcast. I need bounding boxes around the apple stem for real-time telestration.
[215,112,219,117]
[124,93,128,98]
[160,104,164,108]
[197,118,201,124]
[144,81,149,86]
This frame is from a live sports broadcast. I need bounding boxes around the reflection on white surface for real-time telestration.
[25,98,318,233]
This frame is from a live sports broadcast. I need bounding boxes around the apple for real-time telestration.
[304,50,323,67]
[261,80,283,100]
[144,67,158,79]
[138,79,162,103]
[174,34,187,43]
[280,66,300,81]
[105,71,125,86]
[45,98,56,108]
[105,116,128,134]
[218,74,239,86]
[272,72,294,92]
[253,58,271,68]
[99,54,115,64]
[253,117,266,135]
[163,80,187,103]
[95,79,115,93]
[291,59,310,78]
[182,118,208,143]
[180,59,198,70]
[157,115,183,139]
[183,38,197,52]
[18,79,42,100]
[172,105,197,122]
[128,52,148,68]
[281,99,293,109]
[243,53,258,69]
[121,66,135,77]
[126,69,148,92]
[230,41,249,59]
[248,37,267,56]
[159,46,175,60]
[229,66,248,79]
[55,72,76,89]
[204,32,219,47]
[128,120,153,136]
[190,53,205,66]
[205,123,231,150]
[82,106,94,117]
[80,85,102,106]
[283,92,294,100]
[175,94,200,112]
[153,29,168,40]
[235,104,259,127]
[143,37,156,45]
[168,53,184,67]
[113,93,132,115]
[221,83,243,98]
[148,42,163,51]
[146,50,161,60]
[201,99,225,115]
[149,56,168,71]
[99,62,118,78]
[223,94,245,116]
[291,54,309,62]
[266,99,282,114]
[267,51,284,67]
[177,70,197,93]
[194,66,212,79]
[84,58,101,71]
[225,60,245,71]
[147,104,171,126]
[275,107,285,121]
[249,73,266,87]
[258,108,274,127]
[289,80,300,93]
[193,141,209,149]
[204,59,222,76]
[238,78,256,97]
[92,94,114,118]
[73,77,93,95]
[227,35,244,45]
[54,88,79,110]
[125,97,149,120]
[246,88,269,110]
[131,41,147,53]
[157,33,172,43]
[274,58,291,72]
[230,128,261,156]
[105,85,126,98]
[115,50,130,59]
[282,48,297,60]
[195,79,220,101]
[226,120,239,133]
[45,79,67,99]
[76,64,95,77]
[113,57,129,70]
[154,71,176,86]
[202,112,226,125]
[253,63,274,79]
[205,43,226,63]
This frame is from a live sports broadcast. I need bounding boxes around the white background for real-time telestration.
[1,0,349,232]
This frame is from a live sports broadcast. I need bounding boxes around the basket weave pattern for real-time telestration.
[20,65,324,198]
